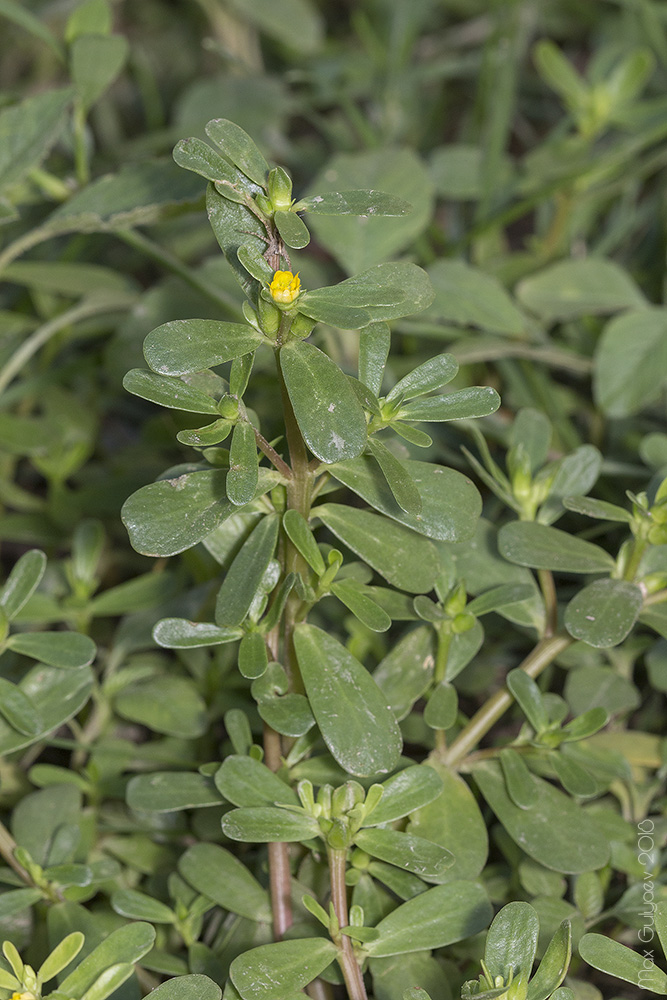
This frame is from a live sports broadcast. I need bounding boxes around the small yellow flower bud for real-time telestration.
[269,270,301,305]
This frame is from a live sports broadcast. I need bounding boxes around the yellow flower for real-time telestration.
[269,270,301,305]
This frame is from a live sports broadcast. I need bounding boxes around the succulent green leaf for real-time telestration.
[280,341,367,463]
[315,504,437,593]
[6,631,95,668]
[354,828,454,879]
[484,901,539,992]
[215,755,298,808]
[205,118,270,187]
[330,455,481,541]
[227,421,259,506]
[283,510,325,575]
[506,669,550,734]
[78,963,136,1000]
[423,682,458,731]
[297,190,412,216]
[367,765,443,826]
[499,748,538,810]
[564,579,643,648]
[398,386,500,422]
[472,760,609,873]
[144,320,264,377]
[123,370,220,414]
[0,678,42,736]
[365,881,492,957]
[466,583,535,617]
[373,626,435,720]
[274,209,310,249]
[359,322,390,395]
[330,579,391,632]
[238,632,269,679]
[111,890,175,924]
[562,495,632,523]
[551,751,598,798]
[525,919,571,1000]
[153,619,242,648]
[578,933,667,994]
[294,624,402,777]
[122,468,281,557]
[498,521,615,573]
[0,549,46,620]
[300,262,433,326]
[0,664,93,755]
[594,308,667,417]
[366,439,422,516]
[538,446,603,525]
[230,938,338,1000]
[179,843,271,923]
[0,888,42,922]
[215,514,279,626]
[115,675,207,738]
[422,259,525,335]
[237,244,275,284]
[206,184,266,295]
[58,923,156,998]
[221,806,320,842]
[386,354,459,403]
[126,771,222,813]
[140,976,221,1000]
[173,137,245,188]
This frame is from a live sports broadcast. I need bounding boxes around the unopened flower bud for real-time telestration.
[269,270,301,305]
[268,166,293,211]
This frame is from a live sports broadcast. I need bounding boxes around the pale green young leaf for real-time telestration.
[283,510,325,575]
[58,923,156,998]
[123,370,220,414]
[359,322,390,395]
[111,890,175,924]
[354,828,454,879]
[221,806,320,843]
[578,934,667,993]
[484,902,539,991]
[330,579,392,632]
[296,189,412,216]
[274,210,310,249]
[0,549,46,620]
[366,439,422,516]
[499,748,538,810]
[214,755,298,808]
[153,619,243,648]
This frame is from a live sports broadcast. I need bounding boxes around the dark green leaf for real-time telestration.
[355,828,453,879]
[297,190,412,216]
[466,584,535,617]
[423,682,458,731]
[6,631,95,668]
[274,210,310,249]
[179,843,271,923]
[300,262,433,326]
[227,422,259,506]
[111,890,175,924]
[578,934,667,994]
[0,549,46,620]
[499,749,538,810]
[386,354,458,403]
[205,118,270,187]
[0,664,93,755]
[330,580,391,632]
[123,370,220,414]
[58,923,156,998]
[206,184,266,296]
[0,678,41,736]
[238,633,269,679]
[144,320,264,377]
[294,624,402,777]
[373,626,435,720]
[126,772,222,812]
[367,766,443,826]
[214,755,298,808]
[366,439,422,516]
[144,976,221,1000]
[121,468,281,557]
[506,670,550,734]
[398,386,500,422]
[330,456,481,542]
[498,521,615,573]
[526,920,572,1000]
[221,807,320,842]
[153,619,243,648]
[280,341,367,463]
[173,137,245,190]
[115,676,207,738]
[283,510,325,575]
[562,495,632,523]
[472,760,609,873]
[365,881,492,957]
[551,752,597,798]
[359,322,390,395]
[564,579,643,648]
[216,514,279,626]
[315,504,438,593]
[230,939,338,1000]
[484,902,539,992]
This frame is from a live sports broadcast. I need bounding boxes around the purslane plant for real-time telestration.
[114,119,667,1000]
